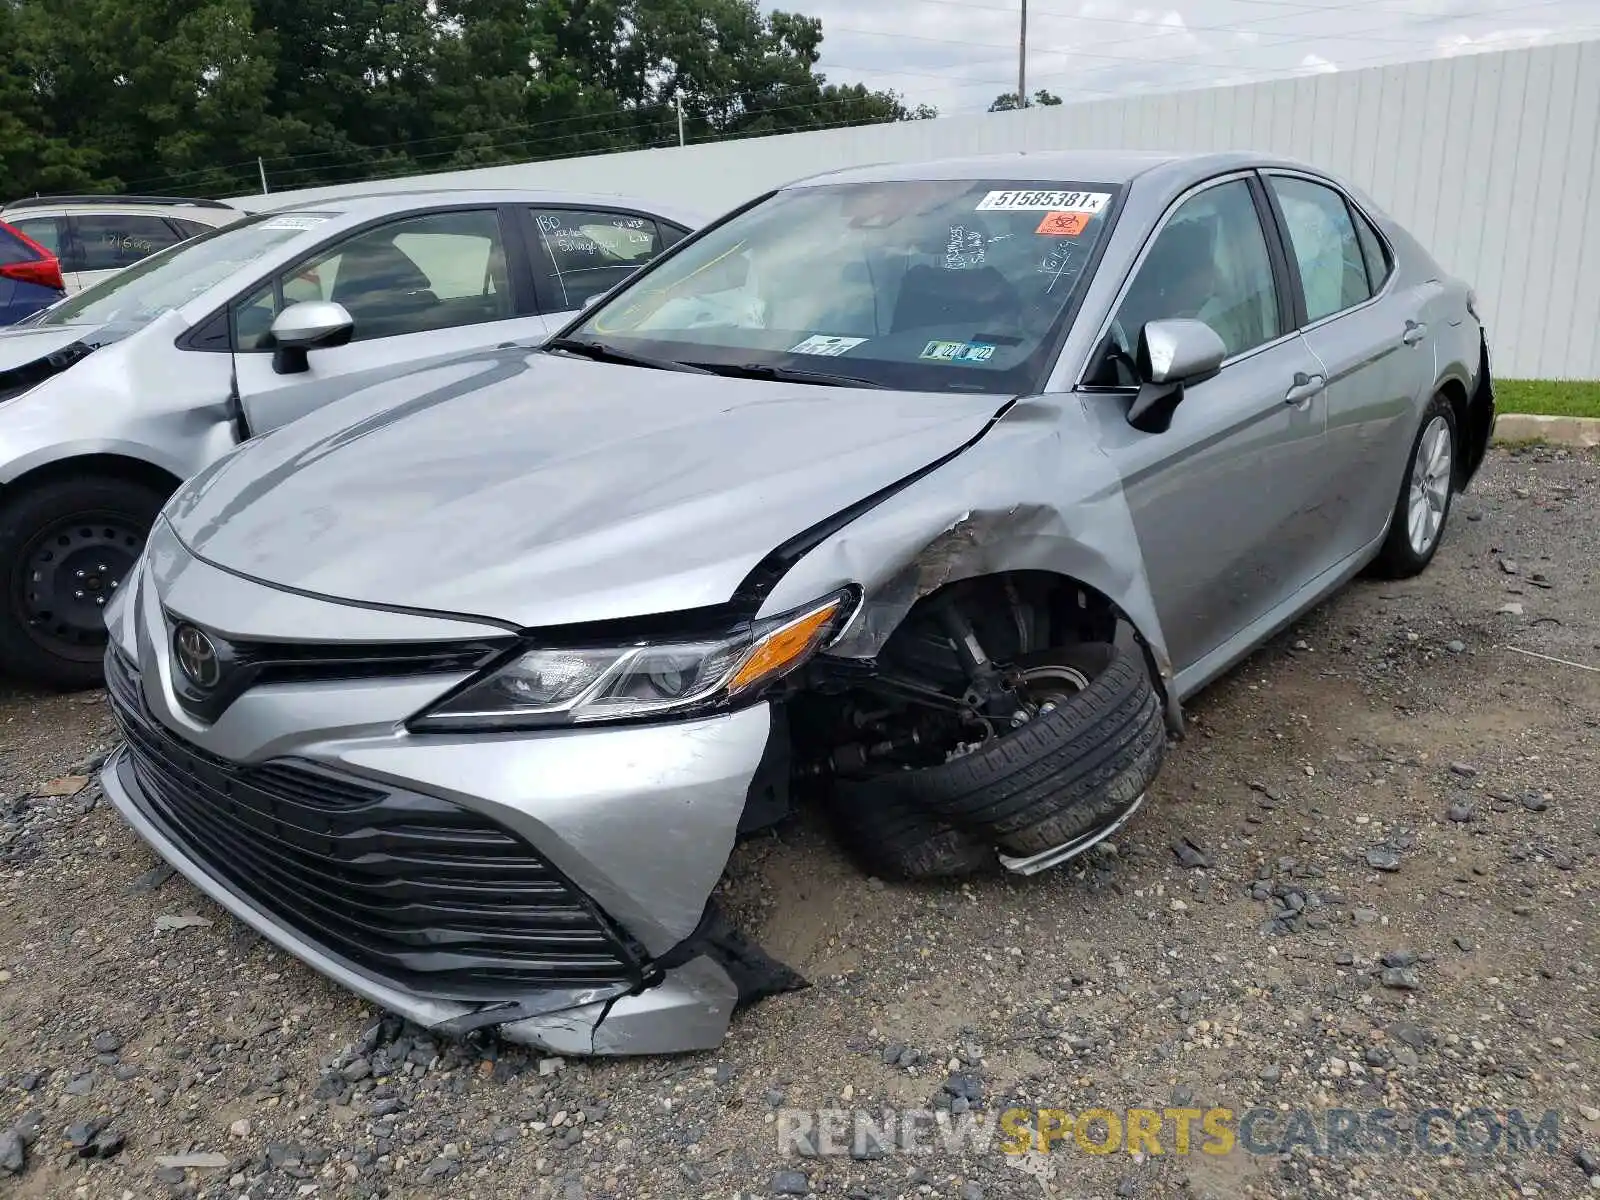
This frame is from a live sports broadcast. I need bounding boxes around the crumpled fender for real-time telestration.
[753,394,1182,731]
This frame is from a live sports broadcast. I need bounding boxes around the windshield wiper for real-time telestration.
[685,362,890,389]
[543,336,711,374]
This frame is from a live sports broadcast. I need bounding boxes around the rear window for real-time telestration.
[576,178,1121,393]
[0,225,44,267]
[5,217,59,258]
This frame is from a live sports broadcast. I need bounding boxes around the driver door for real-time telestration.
[1079,173,1335,685]
[231,207,547,436]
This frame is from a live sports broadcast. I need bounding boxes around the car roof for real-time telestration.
[266,188,709,230]
[783,148,1325,191]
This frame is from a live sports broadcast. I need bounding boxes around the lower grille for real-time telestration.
[105,649,646,1000]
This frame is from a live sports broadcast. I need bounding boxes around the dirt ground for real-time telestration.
[1,446,1597,1200]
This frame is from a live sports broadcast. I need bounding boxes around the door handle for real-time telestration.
[1284,372,1326,404]
[1402,320,1427,346]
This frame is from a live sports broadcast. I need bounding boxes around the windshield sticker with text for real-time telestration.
[789,334,869,357]
[921,340,996,365]
[976,190,1110,213]
[259,215,331,231]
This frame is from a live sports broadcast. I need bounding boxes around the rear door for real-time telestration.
[523,206,674,327]
[1261,170,1439,559]
[232,205,547,436]
[1077,172,1334,682]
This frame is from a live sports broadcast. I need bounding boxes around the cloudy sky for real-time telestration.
[777,0,1600,114]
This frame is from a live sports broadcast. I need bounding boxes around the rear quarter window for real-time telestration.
[0,226,42,266]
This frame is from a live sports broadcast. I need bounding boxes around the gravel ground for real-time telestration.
[1,446,1597,1200]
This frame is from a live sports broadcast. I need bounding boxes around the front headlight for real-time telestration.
[409,588,858,731]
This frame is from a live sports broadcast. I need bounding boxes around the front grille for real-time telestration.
[105,650,646,1000]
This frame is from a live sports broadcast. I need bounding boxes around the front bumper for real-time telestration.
[99,540,789,1054]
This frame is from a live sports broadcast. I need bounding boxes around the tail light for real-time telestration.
[0,223,66,292]
[0,257,65,292]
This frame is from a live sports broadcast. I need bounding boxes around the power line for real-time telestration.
[116,90,925,194]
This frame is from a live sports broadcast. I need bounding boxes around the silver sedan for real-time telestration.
[100,149,1494,1056]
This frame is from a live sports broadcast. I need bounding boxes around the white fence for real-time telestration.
[232,39,1600,379]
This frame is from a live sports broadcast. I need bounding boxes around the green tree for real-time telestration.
[989,88,1063,111]
[0,0,937,200]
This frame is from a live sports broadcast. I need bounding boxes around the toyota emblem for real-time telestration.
[173,623,222,690]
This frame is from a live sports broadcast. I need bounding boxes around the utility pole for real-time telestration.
[675,94,686,146]
[257,157,269,195]
[1017,0,1028,108]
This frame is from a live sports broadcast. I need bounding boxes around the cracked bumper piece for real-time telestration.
[100,646,784,1055]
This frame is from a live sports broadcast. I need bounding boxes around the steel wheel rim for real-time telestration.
[1406,415,1452,556]
[15,513,144,657]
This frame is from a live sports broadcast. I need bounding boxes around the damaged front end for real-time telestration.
[100,525,814,1057]
[101,705,807,1056]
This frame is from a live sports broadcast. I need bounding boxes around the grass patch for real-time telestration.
[1497,379,1600,419]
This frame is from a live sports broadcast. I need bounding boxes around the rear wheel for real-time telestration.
[0,477,165,689]
[1371,393,1457,579]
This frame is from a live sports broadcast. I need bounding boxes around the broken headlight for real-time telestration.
[410,588,858,731]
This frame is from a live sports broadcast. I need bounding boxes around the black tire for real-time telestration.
[823,781,997,881]
[1370,392,1458,580]
[0,476,166,689]
[854,644,1166,858]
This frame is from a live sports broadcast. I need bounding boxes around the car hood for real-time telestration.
[0,323,118,391]
[166,348,1005,628]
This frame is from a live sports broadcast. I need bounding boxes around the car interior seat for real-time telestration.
[889,262,1025,336]
[331,239,440,337]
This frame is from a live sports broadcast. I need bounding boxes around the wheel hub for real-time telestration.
[1006,663,1091,726]
[20,520,142,650]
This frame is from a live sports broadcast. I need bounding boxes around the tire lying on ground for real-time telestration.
[835,643,1167,865]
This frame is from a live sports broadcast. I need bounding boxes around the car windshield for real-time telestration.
[31,211,337,330]
[568,178,1120,393]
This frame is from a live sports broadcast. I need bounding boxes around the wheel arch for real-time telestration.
[1436,375,1472,488]
[0,452,184,507]
[826,564,1182,735]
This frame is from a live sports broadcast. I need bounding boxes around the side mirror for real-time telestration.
[1126,318,1226,433]
[268,300,354,375]
[580,293,602,310]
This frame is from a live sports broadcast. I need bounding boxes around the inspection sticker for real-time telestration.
[976,189,1110,213]
[789,334,869,357]
[920,339,996,365]
[260,215,331,231]
[1036,210,1091,237]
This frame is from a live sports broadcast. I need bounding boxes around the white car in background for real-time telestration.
[0,188,704,687]
[0,195,243,293]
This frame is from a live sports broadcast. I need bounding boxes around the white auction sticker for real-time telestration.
[789,334,868,357]
[260,215,331,231]
[975,190,1111,213]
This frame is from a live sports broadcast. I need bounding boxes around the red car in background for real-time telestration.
[0,220,66,325]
